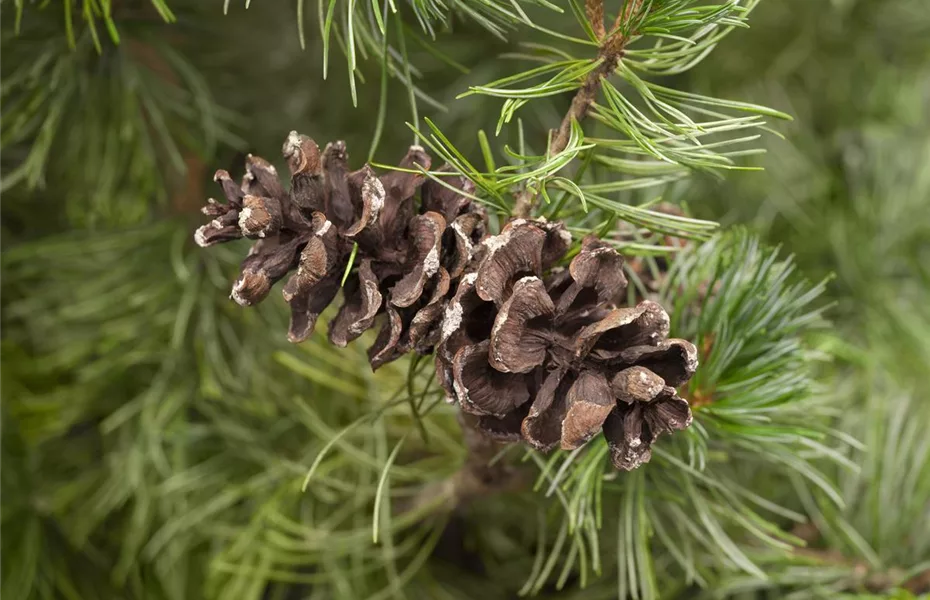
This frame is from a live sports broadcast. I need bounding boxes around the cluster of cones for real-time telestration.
[194,133,697,470]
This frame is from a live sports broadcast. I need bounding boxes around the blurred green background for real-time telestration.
[2,0,929,598]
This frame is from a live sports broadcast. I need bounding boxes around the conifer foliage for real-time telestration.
[3,0,929,598]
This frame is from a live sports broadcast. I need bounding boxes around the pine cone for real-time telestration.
[194,132,486,367]
[437,220,698,471]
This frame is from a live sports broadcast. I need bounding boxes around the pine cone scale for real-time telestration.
[391,212,445,308]
[488,275,555,374]
[520,368,571,452]
[561,370,615,450]
[329,258,383,347]
[452,341,530,417]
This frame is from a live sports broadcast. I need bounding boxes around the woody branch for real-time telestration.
[512,0,645,218]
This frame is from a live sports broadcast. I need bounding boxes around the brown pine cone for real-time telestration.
[194,132,486,367]
[436,220,698,471]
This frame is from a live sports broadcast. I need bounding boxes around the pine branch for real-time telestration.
[13,1,916,597]
[514,0,645,218]
[432,0,668,493]
[450,0,790,225]
[550,0,642,156]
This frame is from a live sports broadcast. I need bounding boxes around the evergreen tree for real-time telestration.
[2,0,928,598]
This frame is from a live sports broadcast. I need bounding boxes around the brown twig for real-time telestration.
[512,0,645,219]
[585,0,606,40]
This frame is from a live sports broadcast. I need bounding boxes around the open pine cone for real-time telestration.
[437,220,698,471]
[194,132,486,368]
